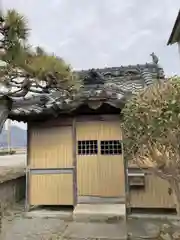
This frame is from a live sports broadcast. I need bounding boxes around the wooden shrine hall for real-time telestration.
[8,56,176,212]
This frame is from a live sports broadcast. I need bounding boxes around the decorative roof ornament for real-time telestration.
[83,69,105,85]
[88,101,103,110]
[141,69,153,86]
[150,52,159,64]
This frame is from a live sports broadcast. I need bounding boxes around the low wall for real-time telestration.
[0,169,25,209]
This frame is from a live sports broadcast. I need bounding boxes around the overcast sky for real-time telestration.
[1,0,180,128]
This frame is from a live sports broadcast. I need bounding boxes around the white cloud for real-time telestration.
[1,0,180,128]
[2,0,180,75]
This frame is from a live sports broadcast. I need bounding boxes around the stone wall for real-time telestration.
[0,176,25,209]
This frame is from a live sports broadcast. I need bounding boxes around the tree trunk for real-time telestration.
[169,179,180,216]
[0,97,12,133]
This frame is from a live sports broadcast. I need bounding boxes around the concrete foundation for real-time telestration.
[24,207,73,220]
[73,203,127,239]
[73,203,126,222]
[25,204,127,222]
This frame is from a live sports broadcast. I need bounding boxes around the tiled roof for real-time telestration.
[9,61,165,122]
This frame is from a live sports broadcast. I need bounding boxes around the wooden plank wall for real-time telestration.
[28,118,74,206]
[28,116,176,209]
[29,125,73,169]
[129,173,175,209]
[30,174,73,205]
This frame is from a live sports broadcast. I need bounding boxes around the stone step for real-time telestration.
[73,203,126,223]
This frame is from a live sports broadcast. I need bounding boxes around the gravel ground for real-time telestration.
[1,202,68,240]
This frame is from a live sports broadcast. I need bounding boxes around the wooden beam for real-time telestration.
[29,117,73,128]
[76,114,120,122]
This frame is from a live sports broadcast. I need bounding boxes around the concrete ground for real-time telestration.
[25,204,127,239]
[0,156,180,239]
[0,154,26,168]
[1,202,180,240]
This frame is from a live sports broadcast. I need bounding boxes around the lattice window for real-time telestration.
[77,140,98,155]
[100,140,122,155]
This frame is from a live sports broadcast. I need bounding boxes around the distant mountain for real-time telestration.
[0,126,27,148]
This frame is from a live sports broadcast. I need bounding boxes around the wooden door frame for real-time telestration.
[72,118,77,205]
[74,114,126,204]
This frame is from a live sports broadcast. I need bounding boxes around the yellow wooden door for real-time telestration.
[76,120,125,197]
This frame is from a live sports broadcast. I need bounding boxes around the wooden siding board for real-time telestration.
[129,174,175,208]
[29,126,73,169]
[76,121,122,140]
[29,173,73,205]
[77,156,125,197]
[28,120,75,206]
[27,115,176,209]
[76,120,125,197]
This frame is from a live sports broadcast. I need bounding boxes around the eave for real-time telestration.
[8,61,165,123]
[167,9,180,45]
[8,88,129,122]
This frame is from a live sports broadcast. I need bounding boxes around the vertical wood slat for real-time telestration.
[129,174,175,208]
[29,126,73,168]
[76,120,125,197]
[77,156,125,196]
[28,116,177,209]
[28,123,75,206]
[29,174,73,205]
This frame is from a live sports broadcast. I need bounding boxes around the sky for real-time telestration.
[1,0,180,129]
